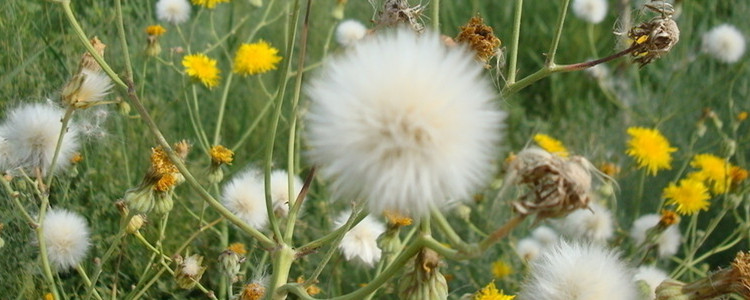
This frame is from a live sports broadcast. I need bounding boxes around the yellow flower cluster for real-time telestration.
[151,146,180,192]
[474,281,515,300]
[183,53,221,88]
[625,127,677,176]
[533,134,568,157]
[210,145,234,165]
[688,154,747,194]
[145,25,167,36]
[233,41,282,76]
[192,0,230,9]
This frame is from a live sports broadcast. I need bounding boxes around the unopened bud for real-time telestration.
[125,186,155,213]
[219,250,246,283]
[126,215,146,234]
[153,191,174,215]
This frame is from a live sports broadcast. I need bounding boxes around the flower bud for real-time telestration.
[126,215,146,234]
[219,249,246,283]
[125,186,155,213]
[153,191,174,215]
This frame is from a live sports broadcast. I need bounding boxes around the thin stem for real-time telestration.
[478,215,526,253]
[230,92,274,151]
[213,73,234,145]
[1,177,36,225]
[634,169,646,215]
[45,107,75,186]
[545,0,571,66]
[304,207,359,286]
[114,0,134,80]
[506,0,523,84]
[297,210,367,254]
[75,264,104,300]
[431,0,440,30]
[430,207,470,252]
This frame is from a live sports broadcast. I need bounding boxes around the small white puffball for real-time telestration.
[634,265,669,300]
[156,0,192,25]
[334,212,385,267]
[516,238,542,262]
[702,24,746,64]
[182,255,203,276]
[335,19,368,47]
[0,103,80,175]
[531,226,559,247]
[572,0,608,24]
[555,202,614,242]
[518,241,638,300]
[43,209,91,271]
[629,214,681,258]
[221,169,267,230]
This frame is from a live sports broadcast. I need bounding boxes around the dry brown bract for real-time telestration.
[506,148,594,219]
[374,0,425,33]
[628,1,680,66]
[455,16,501,67]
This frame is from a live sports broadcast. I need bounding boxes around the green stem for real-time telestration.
[269,245,296,300]
[230,90,274,151]
[634,169,646,215]
[213,73,234,145]
[297,210,367,254]
[75,264,104,300]
[587,23,599,57]
[45,107,75,186]
[431,0,440,30]
[1,177,36,225]
[60,2,127,89]
[114,0,133,80]
[545,0,571,66]
[430,207,470,252]
[478,215,526,253]
[304,207,359,286]
[506,0,523,84]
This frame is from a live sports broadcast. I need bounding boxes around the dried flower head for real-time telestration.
[374,0,425,32]
[659,209,679,226]
[232,41,282,76]
[210,145,234,165]
[627,2,680,66]
[455,16,501,66]
[61,69,113,108]
[657,251,750,299]
[240,281,266,300]
[507,148,594,219]
[174,254,206,289]
[79,37,106,73]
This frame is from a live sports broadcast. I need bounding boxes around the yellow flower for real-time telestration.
[738,111,748,121]
[663,179,710,215]
[491,260,513,278]
[232,41,282,76]
[145,25,167,36]
[183,53,221,88]
[384,210,413,227]
[688,154,731,194]
[210,145,234,165]
[227,242,247,255]
[239,282,265,300]
[730,166,748,186]
[474,281,515,300]
[625,127,677,176]
[533,134,569,157]
[192,0,230,9]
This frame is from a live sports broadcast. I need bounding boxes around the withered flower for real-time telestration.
[627,2,680,66]
[455,16,501,67]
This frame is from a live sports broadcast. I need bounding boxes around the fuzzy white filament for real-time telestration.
[222,169,268,230]
[305,28,505,217]
[0,103,80,174]
[76,69,113,105]
[531,226,559,247]
[43,209,91,271]
[335,20,368,47]
[702,24,746,64]
[518,241,638,300]
[516,238,542,262]
[572,0,608,24]
[269,169,304,216]
[156,0,192,25]
[555,202,614,242]
[335,213,385,267]
[629,214,681,258]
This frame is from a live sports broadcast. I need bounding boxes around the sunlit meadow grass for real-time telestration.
[0,0,748,299]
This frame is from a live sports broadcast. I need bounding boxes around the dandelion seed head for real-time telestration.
[531,226,558,247]
[305,28,505,217]
[0,103,80,174]
[222,169,268,229]
[335,19,368,47]
[555,202,614,242]
[518,241,638,300]
[634,266,669,300]
[630,214,681,258]
[702,24,746,64]
[269,169,304,217]
[182,255,203,276]
[516,238,542,262]
[156,0,192,24]
[335,212,385,267]
[572,0,608,24]
[43,209,91,271]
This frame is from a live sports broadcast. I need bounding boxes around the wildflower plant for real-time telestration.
[1,0,749,299]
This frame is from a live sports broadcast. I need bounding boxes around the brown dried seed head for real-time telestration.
[628,17,680,66]
[455,16,501,66]
[733,252,750,297]
[80,37,106,73]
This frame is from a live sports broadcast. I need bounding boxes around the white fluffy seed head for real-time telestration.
[0,103,80,175]
[531,226,559,247]
[555,202,614,242]
[702,24,746,64]
[629,214,681,258]
[634,265,669,300]
[182,255,203,276]
[156,0,192,24]
[269,169,304,217]
[76,70,113,105]
[222,169,268,230]
[518,241,638,300]
[43,209,91,271]
[516,238,542,262]
[305,28,506,218]
[335,19,368,47]
[572,0,608,24]
[335,212,385,267]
